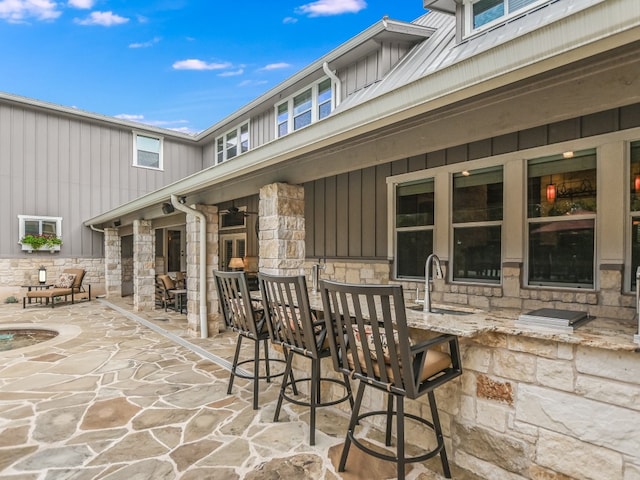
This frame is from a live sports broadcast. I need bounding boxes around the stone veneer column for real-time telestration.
[185,204,219,337]
[133,219,155,311]
[259,183,305,275]
[104,227,122,299]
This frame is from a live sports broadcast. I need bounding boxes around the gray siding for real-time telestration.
[0,102,203,257]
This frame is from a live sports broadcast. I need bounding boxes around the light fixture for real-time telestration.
[562,151,574,159]
[635,175,640,192]
[546,175,556,204]
[462,170,470,176]
[162,202,175,214]
[228,257,244,271]
[178,196,187,204]
[38,266,47,284]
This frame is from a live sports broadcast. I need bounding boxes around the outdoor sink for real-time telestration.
[408,305,474,316]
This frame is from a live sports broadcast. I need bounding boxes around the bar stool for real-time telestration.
[258,272,354,446]
[319,280,462,479]
[214,270,286,410]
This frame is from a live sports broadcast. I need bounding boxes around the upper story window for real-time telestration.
[452,167,503,284]
[465,0,546,34]
[18,215,62,251]
[276,78,333,138]
[134,133,163,170]
[527,149,597,288]
[395,179,435,279]
[216,123,249,164]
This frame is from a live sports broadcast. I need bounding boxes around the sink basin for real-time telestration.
[408,305,474,316]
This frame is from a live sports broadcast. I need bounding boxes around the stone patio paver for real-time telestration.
[0,298,474,479]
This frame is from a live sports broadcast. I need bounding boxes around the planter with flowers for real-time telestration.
[20,234,62,253]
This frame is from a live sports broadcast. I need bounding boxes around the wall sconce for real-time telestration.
[162,202,175,214]
[546,177,556,204]
[38,266,47,284]
[228,257,244,271]
[634,175,640,192]
[178,196,187,204]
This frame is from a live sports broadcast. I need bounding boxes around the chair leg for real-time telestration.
[342,372,354,410]
[253,338,260,410]
[396,395,406,480]
[274,349,294,423]
[428,390,452,478]
[385,393,394,446]
[309,358,320,446]
[339,381,366,472]
[263,338,271,383]
[228,336,243,395]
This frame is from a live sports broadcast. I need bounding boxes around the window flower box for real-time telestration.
[20,234,62,253]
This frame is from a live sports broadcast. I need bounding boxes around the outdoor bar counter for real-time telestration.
[299,289,640,479]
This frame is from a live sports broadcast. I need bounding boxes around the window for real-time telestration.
[215,122,249,164]
[395,179,435,278]
[134,133,162,169]
[465,0,545,34]
[275,78,333,137]
[527,149,597,288]
[629,141,640,290]
[18,215,62,251]
[452,167,503,283]
[220,234,246,271]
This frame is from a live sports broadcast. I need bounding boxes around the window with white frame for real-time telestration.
[395,179,435,279]
[452,166,503,283]
[628,141,640,291]
[527,149,597,288]
[464,0,546,34]
[134,133,163,169]
[216,122,249,164]
[18,215,62,250]
[276,78,333,138]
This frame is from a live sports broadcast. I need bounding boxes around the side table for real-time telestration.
[173,289,187,314]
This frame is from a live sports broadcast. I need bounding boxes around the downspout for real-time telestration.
[89,225,104,233]
[323,61,341,108]
[171,194,208,339]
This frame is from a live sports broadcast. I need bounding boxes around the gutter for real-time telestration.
[323,62,341,108]
[170,194,208,339]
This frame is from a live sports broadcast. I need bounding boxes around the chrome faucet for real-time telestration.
[311,258,326,292]
[416,254,444,313]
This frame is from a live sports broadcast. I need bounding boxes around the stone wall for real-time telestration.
[0,257,105,301]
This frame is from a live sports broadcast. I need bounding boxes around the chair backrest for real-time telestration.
[64,268,86,290]
[214,270,262,337]
[320,280,462,398]
[157,274,176,291]
[258,272,325,358]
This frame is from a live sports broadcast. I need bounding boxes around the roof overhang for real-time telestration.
[423,0,459,15]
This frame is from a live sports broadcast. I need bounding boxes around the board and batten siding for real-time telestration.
[0,102,203,257]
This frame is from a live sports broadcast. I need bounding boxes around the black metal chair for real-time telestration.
[214,270,285,410]
[258,272,354,446]
[319,280,462,480]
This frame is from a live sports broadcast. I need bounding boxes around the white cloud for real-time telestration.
[129,37,161,49]
[295,0,366,17]
[67,0,94,9]
[238,79,268,87]
[114,114,197,134]
[114,114,144,121]
[259,62,291,71]
[0,0,62,23]
[218,69,244,77]
[282,16,297,24]
[172,59,232,71]
[74,11,129,26]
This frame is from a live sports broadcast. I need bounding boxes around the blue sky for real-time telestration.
[0,0,426,134]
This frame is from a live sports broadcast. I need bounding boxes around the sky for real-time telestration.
[0,0,426,134]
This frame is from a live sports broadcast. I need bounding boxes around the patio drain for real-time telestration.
[100,299,249,376]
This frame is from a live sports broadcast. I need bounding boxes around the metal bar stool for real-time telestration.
[214,270,286,410]
[319,280,462,479]
[258,272,354,446]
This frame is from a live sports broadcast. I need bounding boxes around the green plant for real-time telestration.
[4,296,18,304]
[20,234,62,250]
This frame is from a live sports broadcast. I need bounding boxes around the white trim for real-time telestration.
[215,121,250,165]
[275,77,333,138]
[133,131,164,170]
[463,0,551,37]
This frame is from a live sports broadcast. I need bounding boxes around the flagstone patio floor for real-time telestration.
[0,297,482,480]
